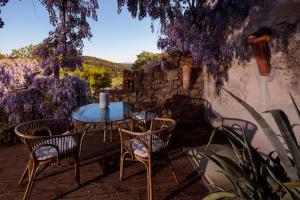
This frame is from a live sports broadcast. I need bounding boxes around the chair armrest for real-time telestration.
[119,128,152,156]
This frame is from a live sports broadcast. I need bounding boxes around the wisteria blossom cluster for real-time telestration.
[0,59,89,126]
[0,58,39,97]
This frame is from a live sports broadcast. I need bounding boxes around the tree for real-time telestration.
[132,51,161,70]
[10,44,37,58]
[61,64,112,90]
[118,0,300,88]
[33,0,99,78]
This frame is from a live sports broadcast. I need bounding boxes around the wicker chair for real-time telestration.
[14,119,81,200]
[163,95,213,125]
[119,117,179,200]
[127,99,164,132]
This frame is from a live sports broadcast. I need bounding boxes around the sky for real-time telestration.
[0,0,161,63]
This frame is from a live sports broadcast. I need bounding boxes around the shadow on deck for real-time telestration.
[0,122,227,200]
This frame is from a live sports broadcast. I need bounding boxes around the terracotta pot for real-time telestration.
[248,34,271,76]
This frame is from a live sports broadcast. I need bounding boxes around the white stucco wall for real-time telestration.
[204,32,300,153]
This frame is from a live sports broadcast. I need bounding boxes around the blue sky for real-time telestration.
[0,0,161,63]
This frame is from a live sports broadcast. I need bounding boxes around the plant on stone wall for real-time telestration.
[202,90,300,200]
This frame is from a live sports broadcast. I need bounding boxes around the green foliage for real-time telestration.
[132,51,161,70]
[0,53,5,59]
[10,44,37,58]
[202,90,300,200]
[111,77,123,88]
[61,64,112,90]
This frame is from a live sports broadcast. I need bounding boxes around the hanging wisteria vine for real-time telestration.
[33,0,99,77]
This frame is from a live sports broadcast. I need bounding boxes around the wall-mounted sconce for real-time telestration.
[248,28,272,76]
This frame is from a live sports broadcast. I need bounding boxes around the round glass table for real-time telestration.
[72,102,131,173]
[72,102,132,123]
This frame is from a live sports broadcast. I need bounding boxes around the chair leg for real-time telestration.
[146,168,150,200]
[35,164,49,178]
[18,162,29,186]
[75,158,80,187]
[120,153,125,181]
[147,163,153,200]
[23,160,37,200]
[165,152,180,185]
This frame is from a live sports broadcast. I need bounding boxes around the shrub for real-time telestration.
[61,64,112,90]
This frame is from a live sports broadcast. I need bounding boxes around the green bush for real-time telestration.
[61,64,112,90]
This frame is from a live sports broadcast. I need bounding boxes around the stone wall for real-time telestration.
[99,61,206,122]
[111,61,204,103]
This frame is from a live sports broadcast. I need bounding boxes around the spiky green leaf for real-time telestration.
[290,93,300,121]
[224,89,298,181]
[267,109,300,178]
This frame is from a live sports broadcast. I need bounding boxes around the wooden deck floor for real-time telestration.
[0,123,227,200]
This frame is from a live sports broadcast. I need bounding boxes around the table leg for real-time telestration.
[79,123,93,160]
[109,122,113,142]
[102,122,108,175]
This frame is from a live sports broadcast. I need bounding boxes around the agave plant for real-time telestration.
[202,89,300,200]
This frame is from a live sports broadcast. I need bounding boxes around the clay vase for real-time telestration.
[248,34,271,76]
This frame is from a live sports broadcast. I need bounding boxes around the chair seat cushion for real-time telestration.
[128,135,164,158]
[132,111,158,123]
[34,131,77,161]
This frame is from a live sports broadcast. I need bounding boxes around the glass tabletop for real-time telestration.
[72,102,132,123]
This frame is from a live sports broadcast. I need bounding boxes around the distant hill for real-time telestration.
[82,56,132,77]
